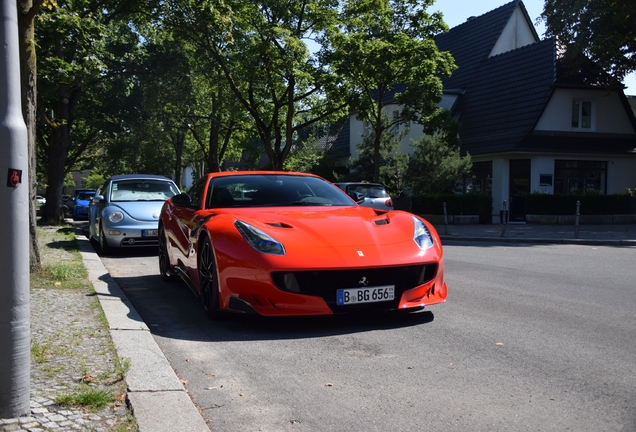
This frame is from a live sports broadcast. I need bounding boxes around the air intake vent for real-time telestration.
[266,222,293,228]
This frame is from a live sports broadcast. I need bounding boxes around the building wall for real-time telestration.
[489,5,537,57]
[350,105,424,160]
[476,153,636,223]
[536,89,635,134]
[610,158,636,192]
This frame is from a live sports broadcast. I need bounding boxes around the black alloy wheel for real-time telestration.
[99,222,111,255]
[198,237,220,319]
[158,225,174,282]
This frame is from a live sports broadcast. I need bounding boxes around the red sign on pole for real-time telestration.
[7,168,22,187]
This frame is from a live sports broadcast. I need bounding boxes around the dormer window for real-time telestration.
[571,100,592,130]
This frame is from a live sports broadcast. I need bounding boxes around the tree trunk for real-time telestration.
[41,84,72,224]
[17,0,42,270]
[173,129,184,189]
[208,116,220,172]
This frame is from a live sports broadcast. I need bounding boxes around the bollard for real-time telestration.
[500,200,507,237]
[443,202,448,235]
[575,200,580,239]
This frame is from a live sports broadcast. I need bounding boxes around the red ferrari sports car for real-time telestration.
[158,171,447,318]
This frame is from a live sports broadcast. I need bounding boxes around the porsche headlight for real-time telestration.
[413,216,434,250]
[108,211,124,224]
[235,220,286,256]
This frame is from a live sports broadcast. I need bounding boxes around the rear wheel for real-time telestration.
[198,237,220,319]
[158,225,174,282]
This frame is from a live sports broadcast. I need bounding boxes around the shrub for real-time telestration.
[412,194,492,224]
[525,193,633,215]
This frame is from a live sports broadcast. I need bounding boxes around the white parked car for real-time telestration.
[334,182,394,211]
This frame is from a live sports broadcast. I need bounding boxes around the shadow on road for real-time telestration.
[110,270,437,343]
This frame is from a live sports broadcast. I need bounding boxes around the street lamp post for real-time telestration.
[0,0,31,418]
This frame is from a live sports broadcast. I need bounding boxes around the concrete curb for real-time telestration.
[75,232,209,432]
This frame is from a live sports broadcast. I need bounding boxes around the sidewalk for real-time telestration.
[433,222,636,246]
[0,229,209,432]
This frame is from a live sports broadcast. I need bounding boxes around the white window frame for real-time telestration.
[571,99,595,131]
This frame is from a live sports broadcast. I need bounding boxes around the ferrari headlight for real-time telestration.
[108,211,124,224]
[234,220,286,256]
[413,216,434,250]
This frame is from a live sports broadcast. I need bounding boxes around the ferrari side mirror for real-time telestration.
[171,193,193,207]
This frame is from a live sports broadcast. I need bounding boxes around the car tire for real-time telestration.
[198,237,221,319]
[99,222,112,255]
[158,225,175,282]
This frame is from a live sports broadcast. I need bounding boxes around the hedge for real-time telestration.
[525,194,635,215]
[412,194,492,224]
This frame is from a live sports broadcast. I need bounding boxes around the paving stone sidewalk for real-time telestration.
[0,227,131,432]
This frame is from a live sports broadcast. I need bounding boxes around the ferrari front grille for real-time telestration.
[271,264,438,305]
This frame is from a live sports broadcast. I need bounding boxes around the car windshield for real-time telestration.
[76,193,95,201]
[205,175,356,208]
[110,179,180,202]
[348,185,389,198]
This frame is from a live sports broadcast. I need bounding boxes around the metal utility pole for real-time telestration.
[0,0,31,418]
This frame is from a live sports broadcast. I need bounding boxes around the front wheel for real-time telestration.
[198,237,221,319]
[158,225,174,282]
[99,222,112,255]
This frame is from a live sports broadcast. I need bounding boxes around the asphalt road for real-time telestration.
[98,242,636,432]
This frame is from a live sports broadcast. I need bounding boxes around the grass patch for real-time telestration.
[31,341,50,363]
[43,364,64,377]
[55,386,115,410]
[31,262,91,290]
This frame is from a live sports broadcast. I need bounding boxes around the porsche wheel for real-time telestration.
[199,237,220,319]
[99,222,112,255]
[158,225,174,282]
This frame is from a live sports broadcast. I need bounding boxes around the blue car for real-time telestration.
[88,174,180,255]
[72,191,96,220]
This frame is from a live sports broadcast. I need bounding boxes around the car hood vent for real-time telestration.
[374,217,389,225]
[266,222,293,228]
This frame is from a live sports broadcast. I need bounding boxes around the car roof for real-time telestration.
[208,170,319,177]
[207,170,322,180]
[334,182,386,187]
[108,174,173,181]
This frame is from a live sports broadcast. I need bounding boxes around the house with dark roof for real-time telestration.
[334,0,636,223]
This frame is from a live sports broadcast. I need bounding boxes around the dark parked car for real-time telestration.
[64,189,96,217]
[72,191,96,220]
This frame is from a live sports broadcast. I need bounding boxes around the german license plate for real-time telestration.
[142,229,158,237]
[336,285,394,305]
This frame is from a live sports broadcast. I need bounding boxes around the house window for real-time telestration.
[553,160,607,194]
[391,110,400,132]
[571,100,592,129]
[462,161,492,194]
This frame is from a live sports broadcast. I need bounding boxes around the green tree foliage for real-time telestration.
[162,0,348,170]
[113,31,196,185]
[348,115,410,197]
[541,0,636,81]
[36,0,156,223]
[407,131,472,195]
[326,0,455,182]
[84,173,105,189]
[140,17,252,179]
